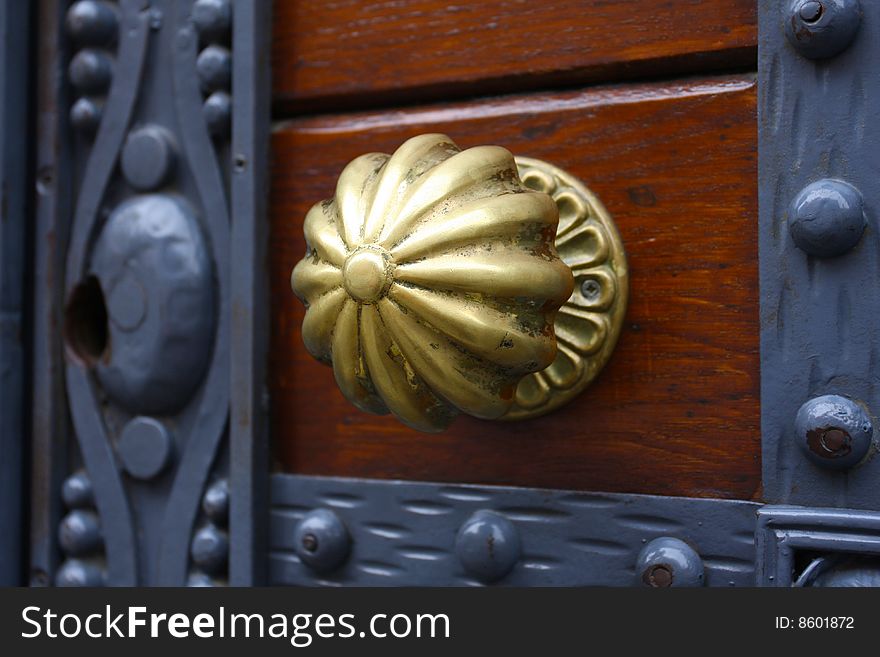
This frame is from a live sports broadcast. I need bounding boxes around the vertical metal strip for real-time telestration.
[229,0,272,586]
[0,0,32,586]
[759,1,880,510]
[30,0,71,588]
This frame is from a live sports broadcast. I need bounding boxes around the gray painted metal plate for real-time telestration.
[270,475,759,587]
[760,0,880,509]
[757,505,880,586]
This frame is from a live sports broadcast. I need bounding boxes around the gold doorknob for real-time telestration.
[291,134,627,433]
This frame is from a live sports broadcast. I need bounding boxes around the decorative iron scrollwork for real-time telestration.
[38,0,267,587]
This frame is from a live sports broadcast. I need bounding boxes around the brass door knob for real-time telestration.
[291,134,627,432]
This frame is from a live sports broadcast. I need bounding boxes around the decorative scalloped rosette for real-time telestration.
[292,134,574,432]
[505,157,629,420]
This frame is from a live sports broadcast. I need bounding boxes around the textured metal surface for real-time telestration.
[30,0,270,587]
[269,475,759,587]
[759,0,880,509]
[0,0,32,586]
[756,505,880,586]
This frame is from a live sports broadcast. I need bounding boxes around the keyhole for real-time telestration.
[64,275,109,366]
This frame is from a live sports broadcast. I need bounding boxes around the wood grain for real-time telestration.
[269,76,760,499]
[272,0,757,112]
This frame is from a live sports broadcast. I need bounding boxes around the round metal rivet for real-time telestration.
[192,0,232,42]
[293,509,351,574]
[120,125,176,192]
[118,417,174,480]
[789,179,865,258]
[61,471,95,509]
[196,45,231,94]
[58,510,103,556]
[795,394,873,469]
[455,510,521,584]
[203,91,231,137]
[190,525,229,574]
[66,1,118,46]
[785,0,861,60]
[202,479,229,526]
[70,97,102,134]
[68,49,114,94]
[55,559,105,587]
[636,537,704,587]
[105,273,147,331]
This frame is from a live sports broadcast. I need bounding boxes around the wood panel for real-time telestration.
[272,0,757,111]
[269,75,760,499]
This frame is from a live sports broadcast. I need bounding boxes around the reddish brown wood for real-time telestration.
[270,76,760,500]
[272,0,756,111]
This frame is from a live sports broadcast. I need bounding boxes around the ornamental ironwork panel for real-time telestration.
[29,0,270,587]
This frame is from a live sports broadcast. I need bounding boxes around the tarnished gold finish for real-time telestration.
[505,157,629,420]
[291,134,627,432]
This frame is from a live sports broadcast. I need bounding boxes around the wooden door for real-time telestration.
[20,0,880,588]
[268,0,761,500]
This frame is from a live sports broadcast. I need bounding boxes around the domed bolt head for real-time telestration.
[68,49,114,94]
[202,479,230,526]
[70,97,103,134]
[58,510,103,556]
[454,510,521,584]
[118,417,174,481]
[192,0,232,42]
[196,44,232,93]
[785,0,862,60]
[190,525,229,574]
[120,125,177,192]
[61,471,95,509]
[795,394,873,469]
[66,1,119,47]
[203,91,231,137]
[293,509,352,574]
[636,537,704,587]
[788,179,865,258]
[55,559,105,587]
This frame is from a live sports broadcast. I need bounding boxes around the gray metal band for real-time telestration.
[760,0,880,509]
[269,475,759,587]
[229,0,272,586]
